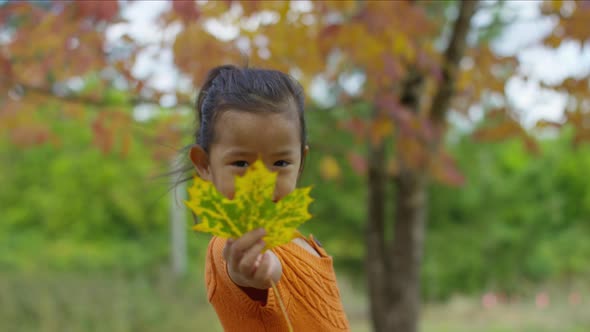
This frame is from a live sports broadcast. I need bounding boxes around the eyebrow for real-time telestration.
[223,149,253,157]
[271,150,296,157]
[223,149,296,157]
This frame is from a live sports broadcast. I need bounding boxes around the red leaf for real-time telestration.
[240,0,263,16]
[92,113,113,154]
[0,54,12,78]
[382,54,401,82]
[172,0,200,23]
[318,24,341,57]
[429,151,465,187]
[419,117,438,143]
[75,1,119,21]
[347,152,367,175]
[338,118,366,141]
[375,93,413,132]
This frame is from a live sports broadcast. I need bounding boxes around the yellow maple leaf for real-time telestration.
[185,159,313,250]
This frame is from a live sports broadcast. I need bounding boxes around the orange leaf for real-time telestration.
[10,124,52,147]
[173,23,239,84]
[573,129,590,146]
[121,131,132,158]
[566,110,583,125]
[370,118,394,146]
[397,134,427,169]
[473,121,522,142]
[387,158,399,177]
[543,34,562,48]
[535,119,563,129]
[317,0,357,14]
[62,103,85,120]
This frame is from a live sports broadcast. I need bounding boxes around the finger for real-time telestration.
[229,228,266,266]
[222,239,234,261]
[238,240,266,276]
[254,253,263,268]
[250,253,264,276]
[253,252,273,288]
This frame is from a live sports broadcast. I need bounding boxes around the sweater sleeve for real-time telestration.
[204,236,293,331]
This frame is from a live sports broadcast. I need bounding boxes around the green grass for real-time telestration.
[345,280,590,332]
[1,271,588,332]
[420,292,590,332]
[0,270,222,332]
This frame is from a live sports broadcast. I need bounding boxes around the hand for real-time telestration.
[223,228,282,290]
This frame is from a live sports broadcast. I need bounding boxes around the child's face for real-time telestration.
[190,109,308,202]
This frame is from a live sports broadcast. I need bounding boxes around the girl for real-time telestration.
[188,65,350,331]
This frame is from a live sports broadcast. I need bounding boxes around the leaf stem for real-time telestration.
[271,279,293,332]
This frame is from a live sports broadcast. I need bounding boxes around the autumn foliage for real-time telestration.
[2,1,589,181]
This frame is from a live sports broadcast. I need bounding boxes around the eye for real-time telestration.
[232,161,249,168]
[274,160,290,167]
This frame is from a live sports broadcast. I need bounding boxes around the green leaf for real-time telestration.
[185,159,313,249]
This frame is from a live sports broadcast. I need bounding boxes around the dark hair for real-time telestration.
[195,65,307,154]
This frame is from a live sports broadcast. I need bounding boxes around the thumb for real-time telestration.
[222,238,234,261]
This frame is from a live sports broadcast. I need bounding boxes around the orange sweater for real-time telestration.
[204,234,350,331]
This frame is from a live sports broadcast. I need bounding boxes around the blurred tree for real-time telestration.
[2,1,590,331]
[0,0,193,275]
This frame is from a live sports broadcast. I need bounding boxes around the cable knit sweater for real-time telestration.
[204,234,350,331]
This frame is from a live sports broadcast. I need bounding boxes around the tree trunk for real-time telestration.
[366,136,387,332]
[170,156,187,277]
[369,1,479,331]
[386,66,426,331]
[387,171,427,332]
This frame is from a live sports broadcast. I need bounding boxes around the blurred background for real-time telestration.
[1,0,589,331]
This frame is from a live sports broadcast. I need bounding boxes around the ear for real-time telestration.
[298,145,309,178]
[189,145,211,181]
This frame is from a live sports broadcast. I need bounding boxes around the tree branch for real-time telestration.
[430,0,479,125]
[14,84,194,110]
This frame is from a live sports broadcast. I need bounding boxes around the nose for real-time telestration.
[272,190,280,203]
[272,180,287,203]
